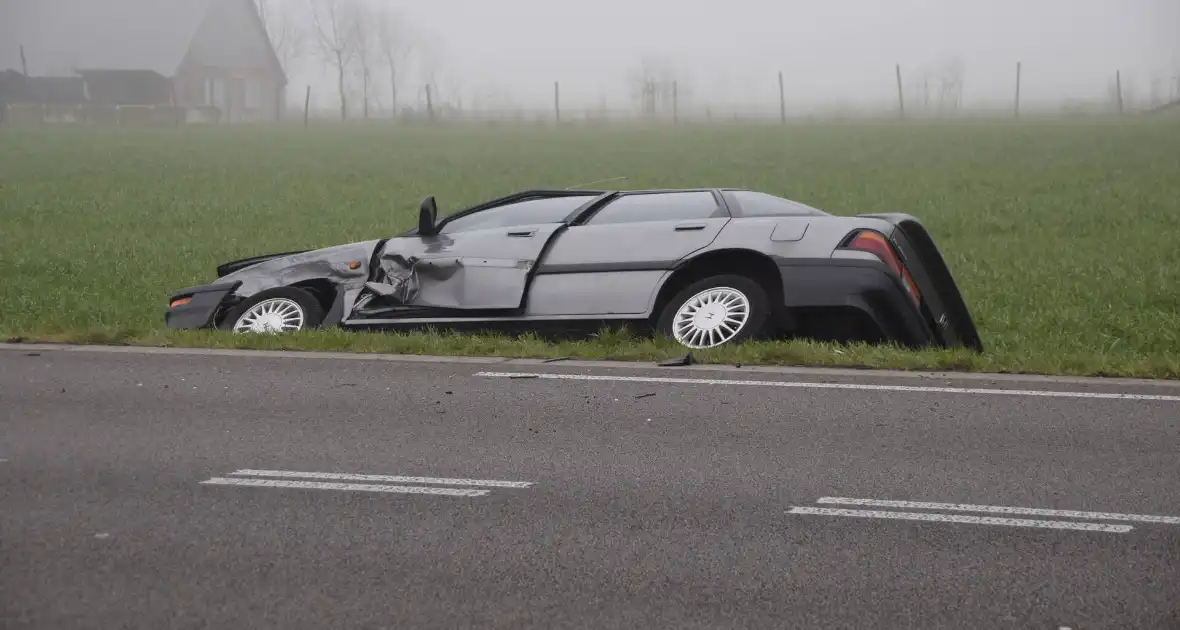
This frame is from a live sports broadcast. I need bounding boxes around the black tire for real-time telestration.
[217,286,325,332]
[655,274,771,349]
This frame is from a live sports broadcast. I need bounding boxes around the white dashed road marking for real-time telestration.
[229,469,534,488]
[817,497,1180,525]
[200,469,534,498]
[201,477,492,497]
[790,497,1180,533]
[475,371,1180,402]
[787,506,1135,533]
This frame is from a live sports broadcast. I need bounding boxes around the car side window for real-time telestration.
[584,191,724,225]
[724,190,828,217]
[439,196,591,234]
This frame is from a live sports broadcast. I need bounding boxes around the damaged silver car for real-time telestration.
[165,188,983,351]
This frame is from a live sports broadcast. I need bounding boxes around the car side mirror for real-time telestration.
[418,196,439,236]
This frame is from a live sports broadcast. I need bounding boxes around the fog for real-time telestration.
[271,0,1179,115]
[7,0,1179,116]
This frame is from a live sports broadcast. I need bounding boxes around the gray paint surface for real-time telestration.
[178,188,972,347]
[217,238,381,298]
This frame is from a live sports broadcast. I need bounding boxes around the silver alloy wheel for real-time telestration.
[671,287,751,349]
[232,297,306,334]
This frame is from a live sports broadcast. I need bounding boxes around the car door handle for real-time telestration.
[506,229,537,237]
[674,223,707,231]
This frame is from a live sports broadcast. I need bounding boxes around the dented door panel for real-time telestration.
[347,223,564,318]
[524,271,668,315]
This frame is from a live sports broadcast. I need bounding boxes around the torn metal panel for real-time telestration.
[361,253,534,311]
[350,224,565,316]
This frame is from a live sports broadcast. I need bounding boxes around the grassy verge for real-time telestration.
[2,119,1179,378]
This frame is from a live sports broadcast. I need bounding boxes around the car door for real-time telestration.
[526,190,731,316]
[359,194,596,313]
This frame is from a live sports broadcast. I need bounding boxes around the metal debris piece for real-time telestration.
[658,352,694,367]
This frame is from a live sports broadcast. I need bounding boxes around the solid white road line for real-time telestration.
[475,371,1180,402]
[230,469,533,488]
[787,506,1134,533]
[817,497,1180,525]
[201,477,491,497]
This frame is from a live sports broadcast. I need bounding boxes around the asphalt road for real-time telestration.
[3,344,1180,629]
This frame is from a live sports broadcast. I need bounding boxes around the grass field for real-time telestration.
[2,118,1179,378]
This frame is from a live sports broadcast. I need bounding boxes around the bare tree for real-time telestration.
[934,56,965,114]
[373,9,414,118]
[413,32,453,116]
[348,3,376,119]
[628,55,680,117]
[307,0,359,120]
[254,0,305,73]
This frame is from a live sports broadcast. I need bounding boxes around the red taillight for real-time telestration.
[845,230,922,305]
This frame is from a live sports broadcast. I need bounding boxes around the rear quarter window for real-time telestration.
[585,191,725,225]
[724,191,828,217]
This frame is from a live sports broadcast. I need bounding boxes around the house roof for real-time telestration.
[0,0,212,77]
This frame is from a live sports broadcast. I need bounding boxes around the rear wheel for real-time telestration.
[656,274,771,349]
[218,287,324,334]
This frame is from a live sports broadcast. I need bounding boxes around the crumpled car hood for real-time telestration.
[218,239,383,298]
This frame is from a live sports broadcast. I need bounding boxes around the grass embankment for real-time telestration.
[2,120,1179,377]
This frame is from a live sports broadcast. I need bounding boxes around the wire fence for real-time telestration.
[4,70,1179,128]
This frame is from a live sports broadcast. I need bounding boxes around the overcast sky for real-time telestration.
[273,0,1178,113]
[283,0,1170,113]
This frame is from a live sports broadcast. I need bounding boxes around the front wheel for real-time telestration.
[218,287,324,334]
[655,274,771,349]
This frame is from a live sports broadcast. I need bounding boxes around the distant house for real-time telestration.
[0,0,287,122]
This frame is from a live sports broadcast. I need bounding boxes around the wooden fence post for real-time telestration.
[1014,62,1022,119]
[672,80,678,124]
[896,64,905,118]
[778,71,786,124]
[1115,70,1124,114]
[303,85,311,127]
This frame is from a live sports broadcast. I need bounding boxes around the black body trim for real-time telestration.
[165,281,241,329]
[887,219,984,352]
[535,261,678,275]
[775,258,937,349]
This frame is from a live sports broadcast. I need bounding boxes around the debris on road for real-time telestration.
[659,352,694,367]
[634,393,656,400]
[509,374,539,379]
[542,356,572,363]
